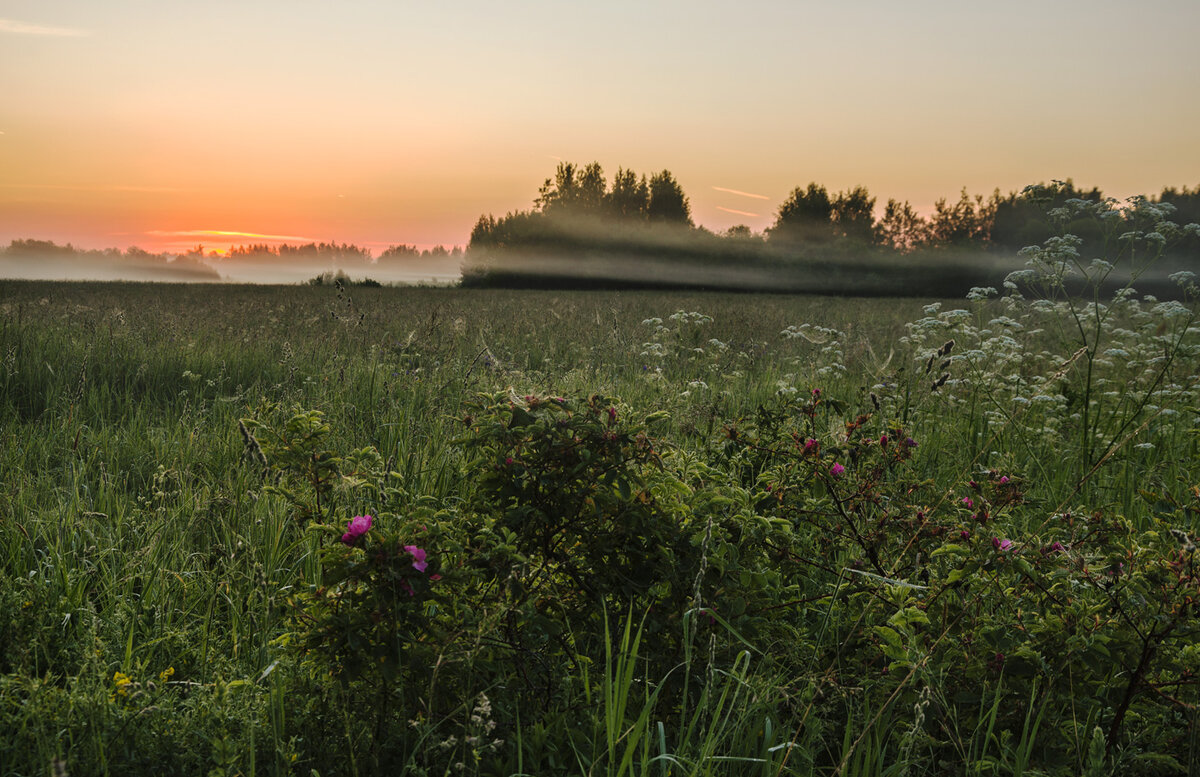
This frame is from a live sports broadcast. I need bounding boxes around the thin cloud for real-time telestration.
[1,183,186,193]
[716,206,762,219]
[712,186,769,201]
[0,18,91,37]
[147,229,319,242]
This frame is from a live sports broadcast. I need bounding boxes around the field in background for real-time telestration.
[1,279,1197,775]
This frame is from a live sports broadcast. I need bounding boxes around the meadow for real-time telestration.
[1,215,1198,775]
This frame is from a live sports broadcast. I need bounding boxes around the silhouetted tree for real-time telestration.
[379,244,420,261]
[8,239,76,254]
[647,170,692,226]
[875,199,929,253]
[1154,185,1200,258]
[535,162,578,214]
[928,189,999,248]
[606,167,650,220]
[575,162,606,214]
[769,183,835,245]
[470,215,499,248]
[831,185,876,243]
[990,180,1103,251]
[536,162,607,217]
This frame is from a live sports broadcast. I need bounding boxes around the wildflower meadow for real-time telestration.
[2,196,1199,775]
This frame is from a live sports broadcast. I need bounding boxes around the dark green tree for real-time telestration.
[875,199,929,253]
[647,170,692,226]
[535,161,607,218]
[535,162,579,215]
[990,180,1104,251]
[831,185,876,243]
[927,188,999,248]
[768,183,834,245]
[606,167,650,220]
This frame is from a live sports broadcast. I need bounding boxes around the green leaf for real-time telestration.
[889,606,930,629]
[509,406,535,428]
[874,625,903,647]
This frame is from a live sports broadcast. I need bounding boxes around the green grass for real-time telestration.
[1,278,1197,776]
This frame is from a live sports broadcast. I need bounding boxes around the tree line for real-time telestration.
[463,162,1200,292]
[225,242,462,263]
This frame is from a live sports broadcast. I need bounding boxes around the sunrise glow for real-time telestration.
[2,0,1198,260]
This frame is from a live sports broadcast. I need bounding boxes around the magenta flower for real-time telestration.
[803,438,818,454]
[1047,541,1066,554]
[341,514,373,546]
[830,462,846,477]
[404,545,428,573]
[992,537,1013,552]
[960,529,971,540]
[962,497,974,508]
[999,475,1010,484]
[879,434,889,447]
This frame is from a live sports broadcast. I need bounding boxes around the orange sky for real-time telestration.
[3,1,1199,257]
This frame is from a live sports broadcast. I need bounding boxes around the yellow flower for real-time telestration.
[158,667,175,683]
[111,671,132,701]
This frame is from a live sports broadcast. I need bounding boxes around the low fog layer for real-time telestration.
[0,249,220,283]
[210,255,460,285]
[0,241,463,285]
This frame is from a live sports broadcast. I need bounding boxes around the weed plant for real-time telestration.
[1,196,1198,776]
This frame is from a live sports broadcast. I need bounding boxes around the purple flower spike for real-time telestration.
[341,515,373,546]
[404,545,428,573]
[830,462,846,477]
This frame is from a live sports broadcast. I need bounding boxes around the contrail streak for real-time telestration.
[716,206,761,218]
[147,229,318,242]
[0,18,90,36]
[712,186,770,200]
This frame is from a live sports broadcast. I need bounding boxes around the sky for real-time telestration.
[3,0,1199,257]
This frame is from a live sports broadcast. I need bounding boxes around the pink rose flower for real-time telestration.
[404,545,428,573]
[341,514,372,546]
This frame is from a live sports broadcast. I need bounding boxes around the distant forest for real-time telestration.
[4,168,1198,293]
[0,239,463,284]
[464,163,1200,296]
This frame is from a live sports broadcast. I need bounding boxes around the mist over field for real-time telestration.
[4,170,1198,295]
[0,240,462,285]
